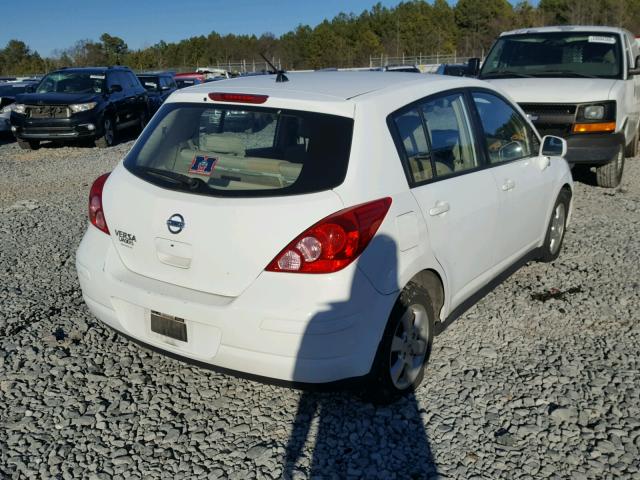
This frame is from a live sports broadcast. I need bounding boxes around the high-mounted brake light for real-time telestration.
[89,173,110,235]
[208,93,268,104]
[266,197,392,274]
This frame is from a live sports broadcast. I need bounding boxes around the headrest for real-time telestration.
[199,133,244,156]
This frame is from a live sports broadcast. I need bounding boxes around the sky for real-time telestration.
[1,0,534,57]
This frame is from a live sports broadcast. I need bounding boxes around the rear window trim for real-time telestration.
[123,102,354,198]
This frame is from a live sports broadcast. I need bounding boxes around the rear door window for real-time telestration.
[420,93,478,177]
[392,108,434,183]
[128,72,142,90]
[124,103,353,197]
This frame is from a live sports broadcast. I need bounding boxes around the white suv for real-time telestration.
[76,72,573,403]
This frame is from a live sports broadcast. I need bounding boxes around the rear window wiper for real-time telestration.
[133,166,206,191]
[480,71,534,79]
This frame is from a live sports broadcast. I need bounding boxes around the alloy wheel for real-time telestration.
[389,304,430,390]
[104,118,114,146]
[549,202,566,255]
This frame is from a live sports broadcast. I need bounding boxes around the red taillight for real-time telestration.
[208,92,268,104]
[89,173,110,235]
[266,197,392,274]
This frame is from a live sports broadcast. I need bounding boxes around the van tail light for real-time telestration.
[266,197,392,274]
[89,173,110,235]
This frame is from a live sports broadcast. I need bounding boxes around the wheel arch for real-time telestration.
[407,268,445,323]
[101,104,117,123]
[560,182,574,225]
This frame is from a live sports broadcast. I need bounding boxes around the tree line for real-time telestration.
[2,0,640,75]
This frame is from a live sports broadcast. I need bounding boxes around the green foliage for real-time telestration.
[455,0,515,55]
[2,0,640,75]
[0,40,44,75]
[100,33,128,65]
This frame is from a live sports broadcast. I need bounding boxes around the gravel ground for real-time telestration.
[1,136,639,480]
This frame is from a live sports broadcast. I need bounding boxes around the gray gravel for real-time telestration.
[1,136,639,479]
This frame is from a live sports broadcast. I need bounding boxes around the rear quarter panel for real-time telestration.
[337,101,450,318]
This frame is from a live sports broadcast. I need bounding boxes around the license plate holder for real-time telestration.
[150,310,187,342]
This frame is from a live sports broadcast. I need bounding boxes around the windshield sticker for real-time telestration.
[588,36,616,45]
[189,155,218,176]
[90,74,105,79]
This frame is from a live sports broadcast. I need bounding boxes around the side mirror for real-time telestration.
[540,135,567,157]
[109,84,123,93]
[25,84,36,93]
[629,55,640,76]
[467,57,481,77]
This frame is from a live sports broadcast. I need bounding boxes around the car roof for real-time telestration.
[178,71,478,101]
[52,66,131,73]
[500,25,630,37]
[137,73,172,77]
[168,71,487,118]
[0,81,32,88]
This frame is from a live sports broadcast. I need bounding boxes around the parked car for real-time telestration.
[435,63,471,77]
[479,25,640,187]
[174,72,207,89]
[0,81,37,134]
[195,67,230,79]
[136,73,177,115]
[375,65,422,73]
[76,72,573,403]
[10,66,148,149]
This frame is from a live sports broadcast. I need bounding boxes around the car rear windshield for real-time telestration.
[123,102,354,197]
[480,32,623,79]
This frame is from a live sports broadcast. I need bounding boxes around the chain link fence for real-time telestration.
[5,53,483,77]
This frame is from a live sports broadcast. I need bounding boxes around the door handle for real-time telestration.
[501,179,516,191]
[429,201,450,216]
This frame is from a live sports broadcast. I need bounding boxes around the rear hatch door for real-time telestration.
[102,165,344,298]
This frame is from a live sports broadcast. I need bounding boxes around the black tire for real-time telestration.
[596,143,624,188]
[625,131,638,158]
[17,139,39,150]
[95,116,116,148]
[361,282,435,405]
[538,189,571,263]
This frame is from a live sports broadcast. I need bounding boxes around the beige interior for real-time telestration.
[169,133,302,189]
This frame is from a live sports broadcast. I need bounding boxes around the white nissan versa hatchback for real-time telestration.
[76,72,573,403]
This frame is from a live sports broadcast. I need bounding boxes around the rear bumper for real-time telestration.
[564,132,624,165]
[76,226,396,384]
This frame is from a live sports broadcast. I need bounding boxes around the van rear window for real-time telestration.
[124,103,353,197]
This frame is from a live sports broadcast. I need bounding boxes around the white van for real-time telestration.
[479,26,640,187]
